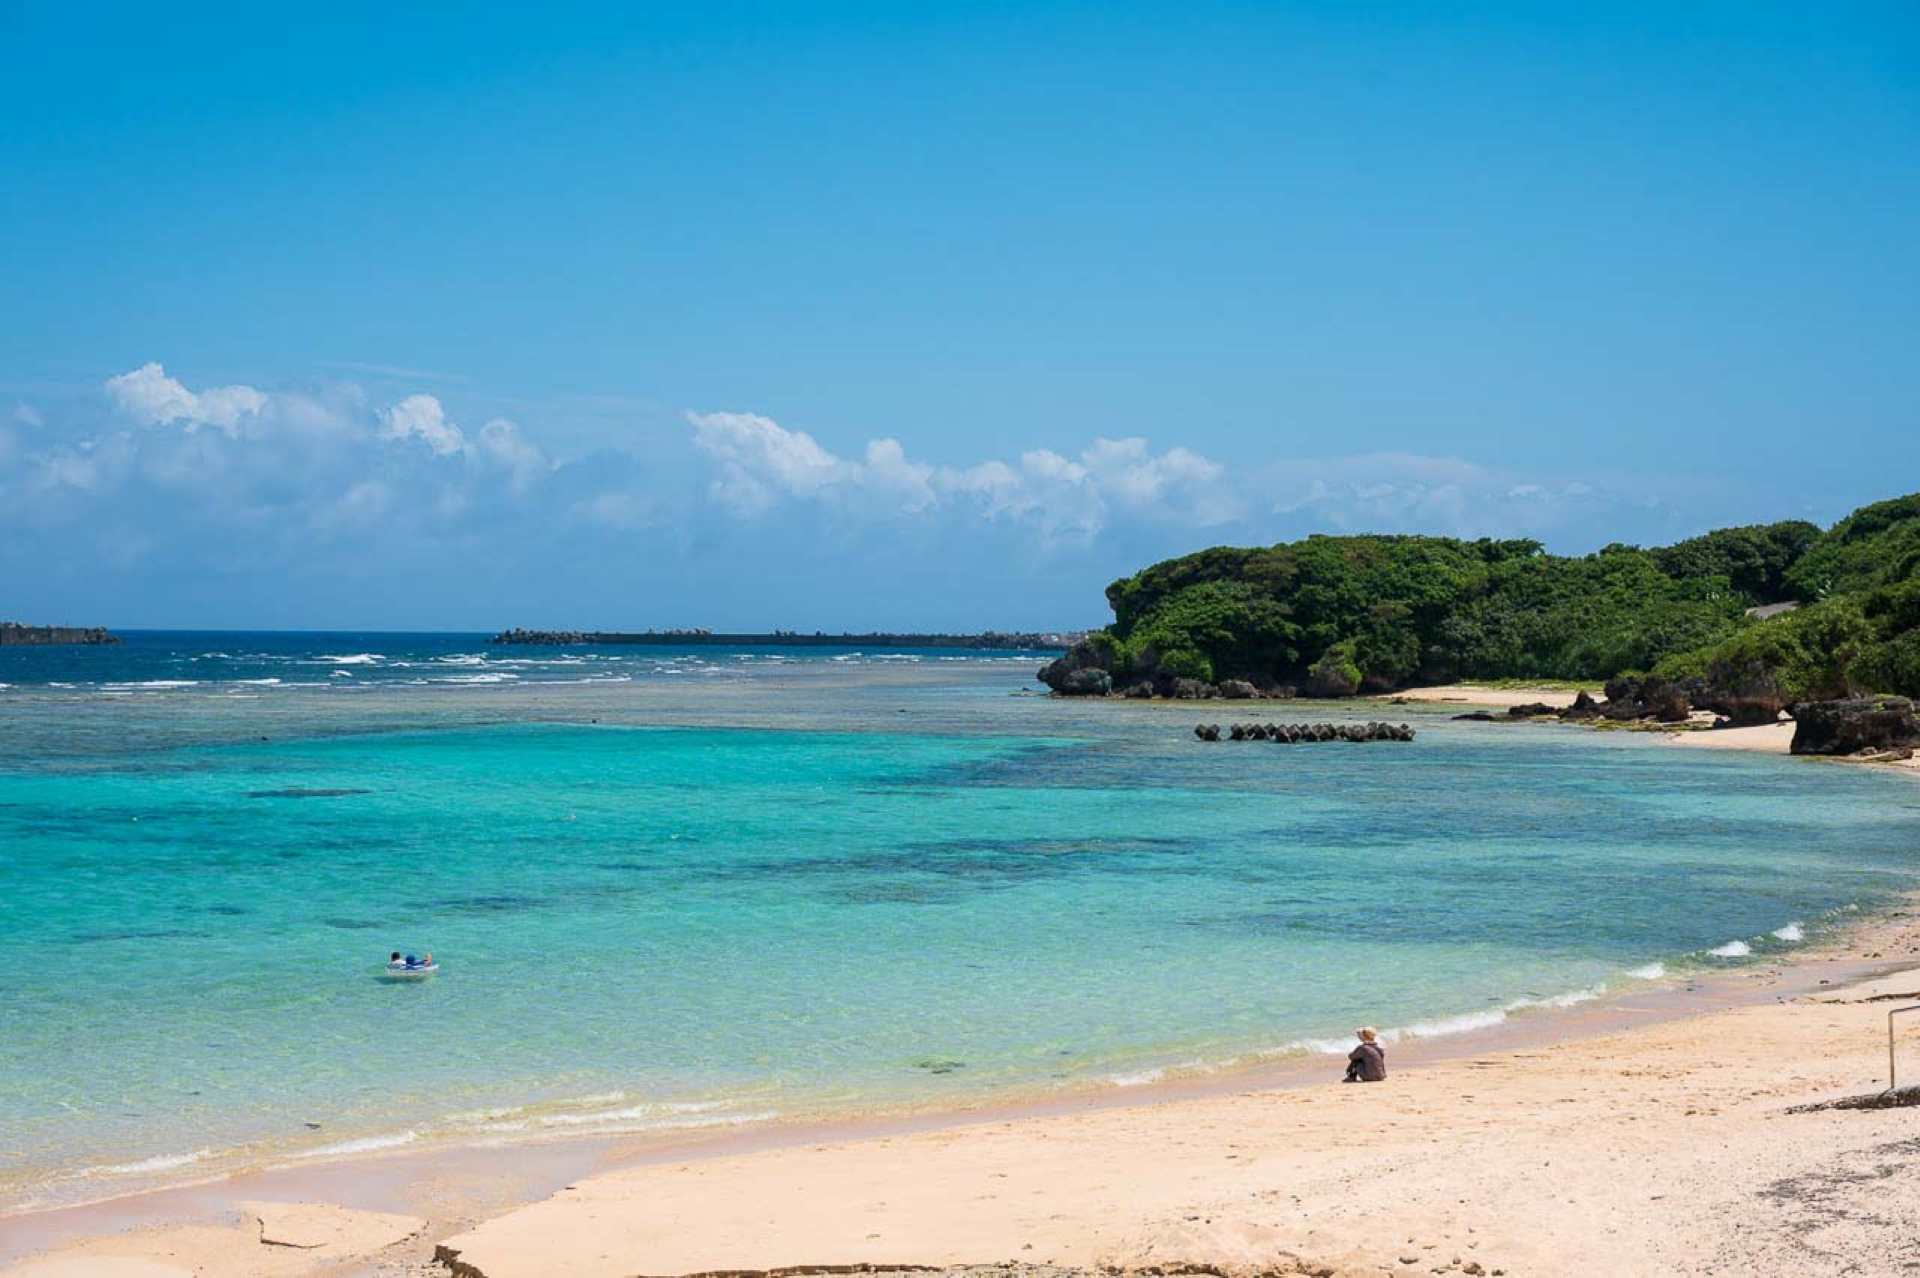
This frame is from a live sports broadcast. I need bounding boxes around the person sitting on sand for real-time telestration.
[1343,1027,1386,1083]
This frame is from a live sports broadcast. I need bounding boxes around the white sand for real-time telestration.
[427,952,1920,1276]
[1375,684,1595,709]
[15,950,1920,1277]
[1660,723,1797,753]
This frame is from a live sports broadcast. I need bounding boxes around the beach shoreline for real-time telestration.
[8,892,1920,1276]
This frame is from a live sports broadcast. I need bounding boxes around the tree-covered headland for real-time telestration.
[1041,492,1920,720]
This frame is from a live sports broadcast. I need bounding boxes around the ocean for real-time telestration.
[4,632,1918,1212]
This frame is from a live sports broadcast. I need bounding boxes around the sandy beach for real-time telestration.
[1371,685,1597,710]
[9,907,1920,1278]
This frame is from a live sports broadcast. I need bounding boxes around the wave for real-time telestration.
[431,673,519,684]
[585,1110,779,1136]
[102,680,199,690]
[317,653,381,665]
[329,670,354,678]
[1708,940,1752,957]
[294,1130,417,1158]
[1627,962,1667,980]
[76,1147,212,1177]
[433,654,488,666]
[1275,983,1611,1058]
[234,678,282,686]
[1772,922,1805,943]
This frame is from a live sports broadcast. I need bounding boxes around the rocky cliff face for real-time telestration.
[1790,697,1920,757]
[0,622,118,645]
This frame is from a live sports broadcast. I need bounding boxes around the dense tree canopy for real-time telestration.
[1091,499,1920,699]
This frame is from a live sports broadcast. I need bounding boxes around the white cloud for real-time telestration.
[572,490,655,530]
[476,418,549,493]
[380,394,465,455]
[687,411,1240,538]
[105,362,266,435]
[688,411,852,515]
[13,402,42,428]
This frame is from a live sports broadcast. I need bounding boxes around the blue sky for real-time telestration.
[1,2,1915,629]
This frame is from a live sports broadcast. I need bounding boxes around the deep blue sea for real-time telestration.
[4,633,1919,1211]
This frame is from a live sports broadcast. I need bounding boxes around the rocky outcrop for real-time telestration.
[1561,690,1602,720]
[1303,658,1361,699]
[1790,696,1920,757]
[1217,679,1259,699]
[1055,668,1111,696]
[1693,658,1788,726]
[1198,721,1414,743]
[1506,702,1558,718]
[1038,639,1113,695]
[1601,675,1691,723]
[0,622,117,645]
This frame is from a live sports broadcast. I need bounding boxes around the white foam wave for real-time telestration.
[317,653,380,665]
[588,1110,779,1135]
[1399,1007,1512,1040]
[102,680,198,690]
[329,670,354,678]
[78,1148,212,1177]
[234,678,282,686]
[1709,940,1752,958]
[1627,963,1667,980]
[1105,1067,1167,1087]
[1773,922,1805,943]
[433,654,487,666]
[295,1130,417,1158]
[431,673,519,684]
[1277,982,1610,1058]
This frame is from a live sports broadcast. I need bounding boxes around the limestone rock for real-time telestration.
[1790,696,1920,756]
[1037,639,1112,695]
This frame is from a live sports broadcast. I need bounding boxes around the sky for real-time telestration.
[1,2,1915,630]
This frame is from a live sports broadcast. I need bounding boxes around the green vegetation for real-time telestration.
[1090,496,1920,700]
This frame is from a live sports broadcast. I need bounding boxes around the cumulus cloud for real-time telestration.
[105,362,266,435]
[380,394,466,455]
[476,417,550,492]
[0,362,1671,626]
[687,411,1241,538]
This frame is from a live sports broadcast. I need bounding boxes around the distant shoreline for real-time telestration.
[0,622,117,646]
[490,628,1074,649]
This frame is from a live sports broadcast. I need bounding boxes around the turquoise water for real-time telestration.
[4,641,1920,1210]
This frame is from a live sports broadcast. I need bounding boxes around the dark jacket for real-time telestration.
[1345,1040,1386,1082]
